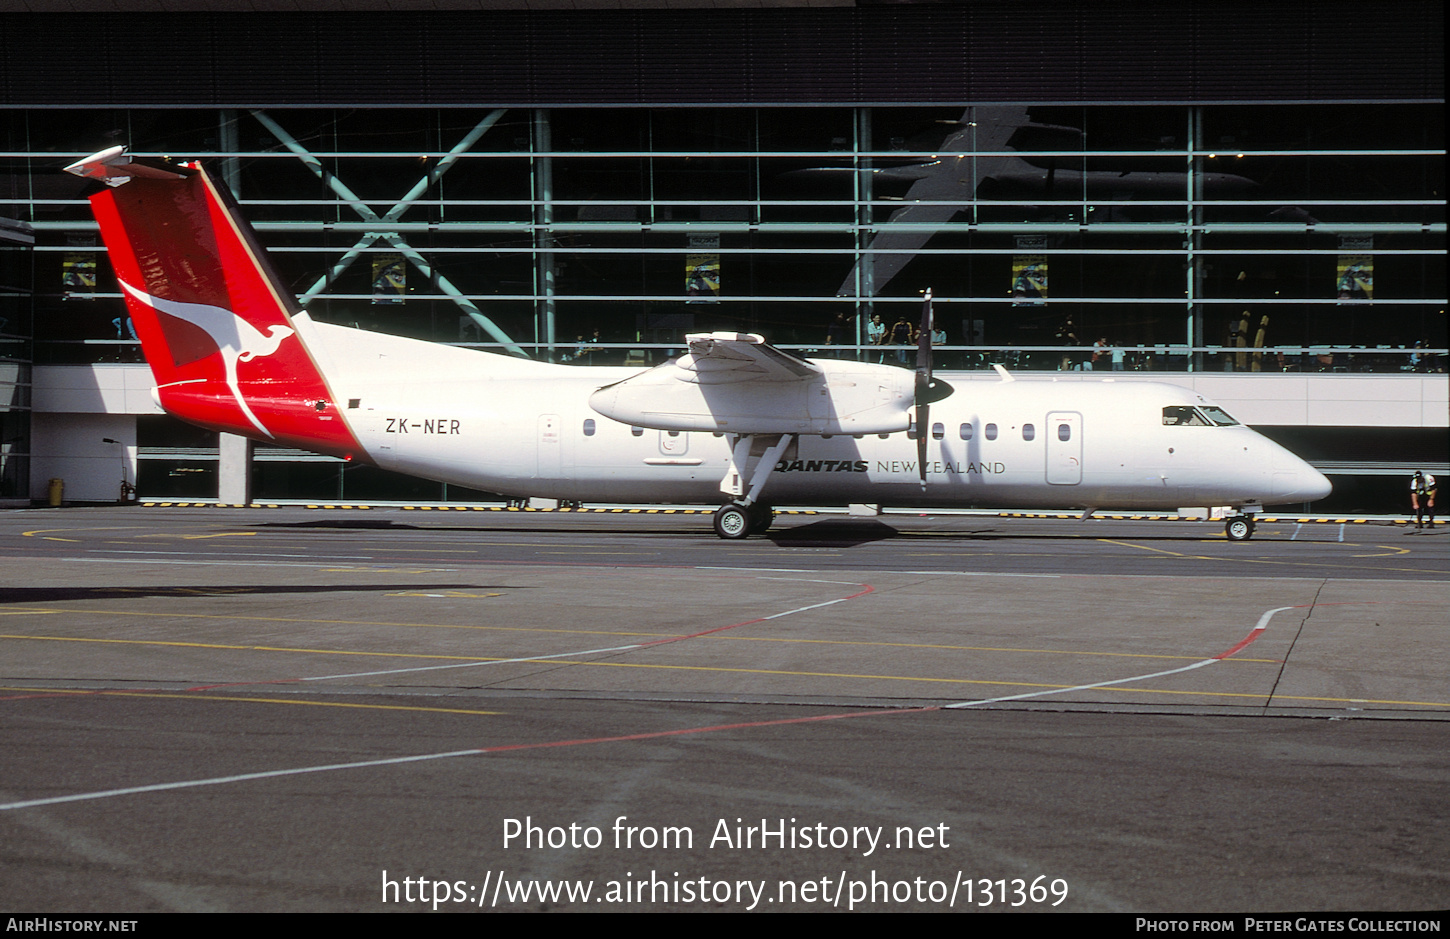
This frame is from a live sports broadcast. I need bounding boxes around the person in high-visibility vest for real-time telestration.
[1411,470,1437,529]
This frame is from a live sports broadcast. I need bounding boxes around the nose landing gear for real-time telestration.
[1225,514,1257,541]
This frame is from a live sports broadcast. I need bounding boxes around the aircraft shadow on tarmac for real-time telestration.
[765,517,904,547]
[0,583,511,605]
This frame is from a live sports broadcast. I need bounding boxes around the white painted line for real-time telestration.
[760,596,856,620]
[300,582,872,681]
[944,658,1217,708]
[95,550,372,559]
[0,749,483,812]
[28,557,456,572]
[899,570,1060,578]
[694,566,814,573]
[300,643,644,681]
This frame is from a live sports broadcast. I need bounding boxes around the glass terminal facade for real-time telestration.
[1,104,1444,502]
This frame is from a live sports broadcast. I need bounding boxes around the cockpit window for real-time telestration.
[1162,406,1209,426]
[1198,406,1240,426]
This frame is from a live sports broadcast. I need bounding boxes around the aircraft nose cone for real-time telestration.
[1273,463,1333,503]
[1306,467,1333,502]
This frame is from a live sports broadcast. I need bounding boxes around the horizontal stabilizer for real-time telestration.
[63,146,194,188]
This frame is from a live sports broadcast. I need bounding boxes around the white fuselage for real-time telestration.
[298,317,1331,511]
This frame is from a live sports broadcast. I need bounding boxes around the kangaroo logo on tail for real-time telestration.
[68,146,367,460]
[120,280,294,439]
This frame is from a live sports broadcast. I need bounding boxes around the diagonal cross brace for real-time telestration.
[250,109,525,357]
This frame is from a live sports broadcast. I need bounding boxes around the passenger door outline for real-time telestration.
[1046,411,1082,485]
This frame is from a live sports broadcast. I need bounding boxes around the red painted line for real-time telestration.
[1209,598,1437,661]
[1214,631,1270,660]
[185,678,303,692]
[475,704,937,755]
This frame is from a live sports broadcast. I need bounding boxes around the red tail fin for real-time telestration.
[67,148,363,460]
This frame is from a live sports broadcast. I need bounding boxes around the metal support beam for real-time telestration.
[1187,105,1205,373]
[379,234,522,353]
[853,106,874,341]
[533,110,557,359]
[218,110,240,197]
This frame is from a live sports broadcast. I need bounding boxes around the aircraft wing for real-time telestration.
[589,332,914,435]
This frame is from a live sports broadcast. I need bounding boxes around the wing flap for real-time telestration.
[677,332,820,383]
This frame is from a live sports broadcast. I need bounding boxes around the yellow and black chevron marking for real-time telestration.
[135,502,1403,525]
[996,511,1403,525]
[137,502,816,516]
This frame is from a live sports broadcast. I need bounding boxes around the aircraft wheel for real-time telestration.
[1225,515,1255,542]
[749,504,775,534]
[713,503,752,540]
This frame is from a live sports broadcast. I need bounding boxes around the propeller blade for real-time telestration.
[916,288,934,390]
[915,289,933,488]
[916,401,930,489]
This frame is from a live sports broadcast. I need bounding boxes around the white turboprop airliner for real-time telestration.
[65,146,1330,541]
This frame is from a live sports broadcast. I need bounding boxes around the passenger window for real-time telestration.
[1022,423,1035,441]
[667,430,680,437]
[985,423,998,440]
[583,419,596,436]
[959,423,973,440]
[932,423,945,440]
[1058,423,1071,441]
[907,419,919,440]
[631,426,644,436]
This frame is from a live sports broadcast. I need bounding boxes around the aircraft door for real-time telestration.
[1046,411,1082,485]
[659,430,689,456]
[537,413,561,479]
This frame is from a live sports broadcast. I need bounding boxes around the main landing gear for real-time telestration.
[713,502,774,539]
[1225,514,1257,542]
[712,432,794,539]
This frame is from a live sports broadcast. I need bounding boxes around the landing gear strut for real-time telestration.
[1225,515,1257,542]
[712,433,794,539]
